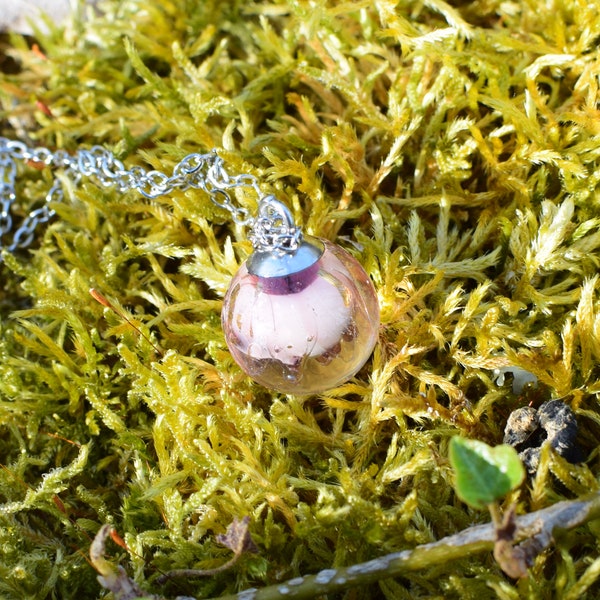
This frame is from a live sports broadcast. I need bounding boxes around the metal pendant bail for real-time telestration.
[247,196,324,279]
[248,195,302,252]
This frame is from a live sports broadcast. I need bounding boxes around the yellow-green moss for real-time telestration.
[1,0,600,598]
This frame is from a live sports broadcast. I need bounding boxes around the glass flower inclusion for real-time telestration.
[222,238,379,394]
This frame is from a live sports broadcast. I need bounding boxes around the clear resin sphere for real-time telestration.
[222,238,379,394]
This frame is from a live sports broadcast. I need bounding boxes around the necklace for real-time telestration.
[0,138,380,394]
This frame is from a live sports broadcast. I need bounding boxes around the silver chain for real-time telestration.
[0,137,302,256]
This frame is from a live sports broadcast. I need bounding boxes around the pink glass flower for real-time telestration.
[222,238,379,394]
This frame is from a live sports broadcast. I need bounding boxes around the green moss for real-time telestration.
[1,0,600,598]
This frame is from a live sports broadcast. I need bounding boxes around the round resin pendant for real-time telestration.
[222,236,379,394]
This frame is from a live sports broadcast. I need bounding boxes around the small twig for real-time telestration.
[91,525,162,600]
[207,492,600,600]
[156,557,240,583]
[156,517,257,584]
[92,496,600,600]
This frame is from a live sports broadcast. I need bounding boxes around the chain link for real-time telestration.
[0,137,301,256]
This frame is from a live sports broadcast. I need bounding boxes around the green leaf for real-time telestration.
[449,438,525,509]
